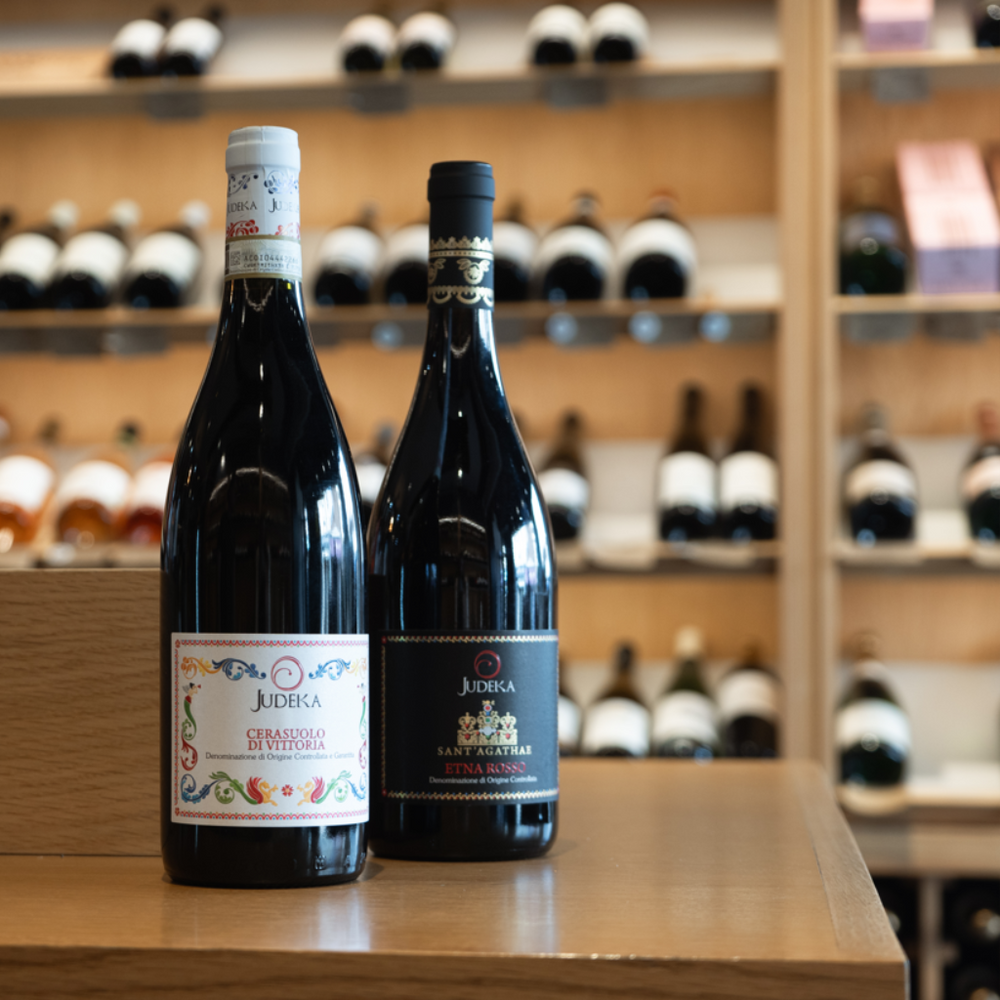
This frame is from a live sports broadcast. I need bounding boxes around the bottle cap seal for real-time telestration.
[226,126,300,172]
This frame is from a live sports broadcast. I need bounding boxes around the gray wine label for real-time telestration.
[377,631,559,803]
[427,236,494,309]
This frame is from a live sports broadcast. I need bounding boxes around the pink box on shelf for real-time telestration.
[859,0,933,51]
[897,140,992,194]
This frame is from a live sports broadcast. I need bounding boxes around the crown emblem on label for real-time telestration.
[457,700,517,746]
[430,236,493,253]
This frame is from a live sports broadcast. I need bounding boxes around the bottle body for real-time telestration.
[396,12,456,70]
[580,644,649,758]
[839,178,908,295]
[124,202,207,309]
[382,223,430,305]
[160,126,367,888]
[717,653,781,758]
[974,2,1000,48]
[651,627,719,759]
[588,2,649,62]
[339,14,396,72]
[526,5,588,65]
[963,403,1000,542]
[161,13,224,76]
[0,448,56,546]
[719,385,778,541]
[314,222,382,307]
[538,411,589,541]
[109,16,170,78]
[0,202,78,311]
[535,195,612,303]
[618,198,696,301]
[493,217,536,303]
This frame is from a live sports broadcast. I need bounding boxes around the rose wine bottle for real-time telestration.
[108,8,172,78]
[161,126,368,887]
[580,643,650,757]
[0,200,78,310]
[367,161,558,861]
[962,402,1000,542]
[124,201,209,309]
[538,410,589,541]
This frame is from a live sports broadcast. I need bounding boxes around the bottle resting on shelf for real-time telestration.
[657,383,717,542]
[160,6,224,76]
[962,402,1000,543]
[618,193,696,301]
[719,383,778,541]
[492,202,537,302]
[651,626,719,760]
[526,5,589,65]
[314,205,383,307]
[0,200,78,311]
[588,3,650,63]
[339,13,397,72]
[557,663,582,756]
[534,192,613,303]
[121,449,175,544]
[48,199,141,310]
[161,125,367,888]
[945,879,1000,950]
[124,200,209,308]
[0,418,60,549]
[396,11,456,70]
[381,223,430,305]
[109,9,173,78]
[717,642,781,758]
[581,643,651,757]
[839,176,908,296]
[974,1,1000,48]
[844,402,917,544]
[538,410,589,542]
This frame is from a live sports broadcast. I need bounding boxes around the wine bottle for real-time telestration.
[526,5,589,65]
[947,962,1000,1000]
[557,664,581,756]
[367,161,558,861]
[873,876,918,943]
[836,634,910,802]
[839,176,908,296]
[160,6,224,76]
[339,13,397,73]
[493,203,537,303]
[353,422,394,529]
[618,193,697,301]
[0,209,15,244]
[657,383,717,542]
[314,206,382,307]
[109,9,172,78]
[121,450,174,544]
[534,193,613,303]
[717,642,780,758]
[124,201,209,309]
[588,2,650,63]
[161,126,367,887]
[945,879,1000,949]
[974,1,1000,47]
[48,200,141,310]
[844,402,917,544]
[54,422,139,547]
[381,223,429,305]
[719,384,778,541]
[0,201,78,311]
[963,402,1000,542]
[396,11,456,70]
[651,626,719,760]
[0,419,58,548]
[581,643,650,757]
[538,410,589,542]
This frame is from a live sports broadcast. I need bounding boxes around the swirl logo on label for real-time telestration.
[474,650,501,680]
[271,655,304,691]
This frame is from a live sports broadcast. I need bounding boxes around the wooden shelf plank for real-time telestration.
[835,294,1000,315]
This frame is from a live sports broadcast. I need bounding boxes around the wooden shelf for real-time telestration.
[835,294,1000,316]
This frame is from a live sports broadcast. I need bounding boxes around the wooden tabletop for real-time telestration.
[0,760,903,1000]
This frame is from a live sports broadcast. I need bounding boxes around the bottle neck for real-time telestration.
[674,387,705,451]
[733,388,765,453]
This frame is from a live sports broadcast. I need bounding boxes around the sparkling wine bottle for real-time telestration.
[367,161,558,861]
[161,126,368,888]
[618,193,696,301]
[538,410,589,542]
[580,643,650,757]
[839,176,908,296]
[314,205,382,307]
[339,13,397,72]
[48,200,141,310]
[381,222,430,305]
[651,626,719,760]
[0,418,59,549]
[493,202,537,303]
[557,662,581,756]
[109,8,172,78]
[657,383,717,542]
[396,11,456,70]
[0,201,78,310]
[844,402,917,544]
[719,384,778,541]
[535,193,613,303]
[836,634,910,811]
[588,2,650,62]
[526,5,589,65]
[160,6,224,76]
[963,402,1000,542]
[124,201,209,309]
[717,642,781,758]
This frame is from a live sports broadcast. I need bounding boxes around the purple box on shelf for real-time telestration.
[859,0,933,51]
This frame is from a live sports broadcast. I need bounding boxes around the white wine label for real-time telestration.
[651,690,718,747]
[339,14,396,60]
[54,231,129,288]
[355,460,387,504]
[615,218,698,280]
[163,17,224,62]
[835,698,911,755]
[396,12,456,56]
[844,459,917,504]
[170,633,369,828]
[111,18,167,58]
[126,460,172,515]
[226,159,300,282]
[533,225,614,282]
[317,226,382,278]
[0,232,61,287]
[962,455,1000,501]
[716,670,780,724]
[493,220,538,273]
[841,211,901,253]
[526,5,589,55]
[381,224,429,276]
[0,455,55,513]
[588,2,651,53]
[657,451,717,511]
[558,694,581,752]
[719,451,778,512]
[581,696,650,757]
[55,460,131,514]
[125,231,202,291]
[538,468,590,513]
